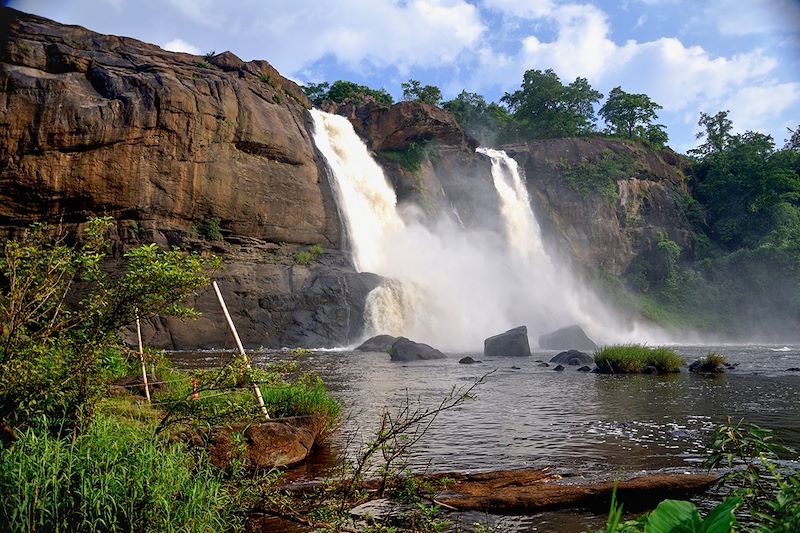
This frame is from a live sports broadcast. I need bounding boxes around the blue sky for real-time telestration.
[8,0,800,152]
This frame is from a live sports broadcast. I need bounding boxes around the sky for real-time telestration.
[7,0,800,152]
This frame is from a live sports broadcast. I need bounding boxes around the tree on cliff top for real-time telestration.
[599,86,666,147]
[302,80,394,106]
[442,90,511,144]
[401,79,443,107]
[690,110,734,157]
[501,69,603,139]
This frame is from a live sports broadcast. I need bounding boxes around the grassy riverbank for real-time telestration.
[0,357,341,532]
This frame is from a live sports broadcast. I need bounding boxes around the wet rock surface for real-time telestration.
[355,334,399,352]
[389,337,446,362]
[550,349,594,366]
[538,325,598,351]
[484,326,532,357]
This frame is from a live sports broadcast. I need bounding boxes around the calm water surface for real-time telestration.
[170,344,800,532]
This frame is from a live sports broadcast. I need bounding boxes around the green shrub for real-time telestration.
[293,250,312,265]
[0,415,235,532]
[197,217,222,241]
[195,60,212,69]
[272,94,282,104]
[594,344,684,374]
[379,142,430,173]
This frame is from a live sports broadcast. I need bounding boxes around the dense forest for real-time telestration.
[303,74,800,339]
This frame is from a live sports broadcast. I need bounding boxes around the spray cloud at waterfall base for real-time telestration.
[310,109,673,351]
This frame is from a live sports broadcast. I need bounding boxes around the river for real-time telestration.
[170,344,799,532]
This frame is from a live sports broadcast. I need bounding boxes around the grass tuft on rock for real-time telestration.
[595,344,684,374]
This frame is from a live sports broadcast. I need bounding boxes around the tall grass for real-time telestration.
[595,344,684,374]
[0,415,236,532]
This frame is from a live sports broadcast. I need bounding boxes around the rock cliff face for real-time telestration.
[0,8,377,349]
[504,139,695,278]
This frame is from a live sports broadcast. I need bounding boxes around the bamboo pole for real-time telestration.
[212,280,270,420]
[135,314,151,403]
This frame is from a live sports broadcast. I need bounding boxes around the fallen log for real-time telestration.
[431,469,719,513]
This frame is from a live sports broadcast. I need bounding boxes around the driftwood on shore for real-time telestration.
[428,468,719,513]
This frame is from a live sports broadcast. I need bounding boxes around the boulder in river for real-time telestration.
[459,356,478,364]
[554,364,565,371]
[577,366,592,372]
[355,334,399,352]
[538,325,598,351]
[389,337,446,362]
[483,326,532,357]
[550,349,593,366]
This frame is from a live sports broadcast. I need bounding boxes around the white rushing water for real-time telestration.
[310,109,670,350]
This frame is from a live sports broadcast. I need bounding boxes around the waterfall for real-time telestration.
[309,111,404,273]
[310,109,669,350]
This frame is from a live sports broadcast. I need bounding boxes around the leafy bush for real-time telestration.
[0,218,218,434]
[198,217,223,241]
[594,344,684,374]
[0,415,234,532]
[293,250,312,265]
[604,489,741,533]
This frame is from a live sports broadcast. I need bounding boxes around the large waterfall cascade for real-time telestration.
[310,109,668,350]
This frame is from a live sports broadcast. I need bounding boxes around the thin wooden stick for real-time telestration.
[212,280,270,420]
[135,314,151,403]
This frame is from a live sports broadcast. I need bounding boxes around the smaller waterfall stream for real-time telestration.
[310,109,669,349]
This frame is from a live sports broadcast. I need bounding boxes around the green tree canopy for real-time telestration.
[599,86,663,140]
[500,69,603,139]
[442,90,511,144]
[401,79,443,106]
[694,130,800,248]
[690,110,734,157]
[302,80,393,106]
[785,125,800,152]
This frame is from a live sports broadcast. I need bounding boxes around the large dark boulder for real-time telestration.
[389,337,446,362]
[538,325,598,351]
[355,334,399,352]
[550,350,594,366]
[484,326,532,357]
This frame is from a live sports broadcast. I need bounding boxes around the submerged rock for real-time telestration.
[538,325,598,351]
[641,366,659,375]
[537,362,550,367]
[554,364,565,371]
[483,326,532,357]
[577,365,592,372]
[355,334,399,352]
[389,337,446,362]
[550,349,594,366]
[459,356,478,364]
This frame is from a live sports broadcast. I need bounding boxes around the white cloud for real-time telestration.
[707,0,800,36]
[162,38,201,55]
[724,82,800,135]
[191,0,487,74]
[481,0,555,18]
